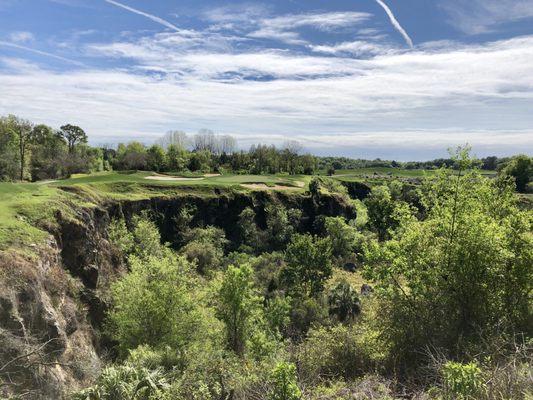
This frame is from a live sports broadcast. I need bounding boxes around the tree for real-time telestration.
[166,144,188,172]
[108,253,200,356]
[282,234,333,297]
[324,216,361,259]
[364,185,405,240]
[59,124,87,153]
[30,124,68,180]
[269,362,301,400]
[364,149,532,365]
[115,142,147,170]
[2,115,34,181]
[500,154,532,193]
[0,115,22,180]
[146,144,166,172]
[216,264,261,356]
[157,130,189,149]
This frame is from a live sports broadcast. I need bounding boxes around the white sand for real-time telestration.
[145,175,204,181]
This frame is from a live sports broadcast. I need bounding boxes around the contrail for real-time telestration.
[0,41,84,66]
[104,0,181,32]
[374,0,413,48]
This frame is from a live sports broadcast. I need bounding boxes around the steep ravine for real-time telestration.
[0,188,356,399]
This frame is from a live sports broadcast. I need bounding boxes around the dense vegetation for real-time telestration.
[65,149,531,400]
[2,115,530,193]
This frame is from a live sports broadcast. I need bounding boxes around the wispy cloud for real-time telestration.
[103,0,182,32]
[374,0,413,48]
[8,31,35,43]
[0,41,83,66]
[249,11,372,45]
[441,0,533,35]
[309,40,394,57]
[2,35,533,159]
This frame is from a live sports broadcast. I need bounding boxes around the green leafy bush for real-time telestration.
[269,362,301,400]
[441,361,484,399]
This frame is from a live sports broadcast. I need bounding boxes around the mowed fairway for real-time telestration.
[48,171,310,189]
[0,172,311,250]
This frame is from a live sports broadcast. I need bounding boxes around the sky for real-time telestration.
[0,0,533,160]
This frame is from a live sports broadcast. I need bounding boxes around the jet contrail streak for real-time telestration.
[374,0,413,48]
[0,41,84,66]
[104,0,181,32]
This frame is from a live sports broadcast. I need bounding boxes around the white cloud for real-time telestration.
[1,35,533,157]
[204,8,372,45]
[441,0,533,34]
[309,40,395,57]
[8,31,34,43]
[249,11,372,45]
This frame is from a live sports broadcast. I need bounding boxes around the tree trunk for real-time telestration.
[19,133,24,181]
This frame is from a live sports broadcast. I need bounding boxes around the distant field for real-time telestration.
[325,167,496,182]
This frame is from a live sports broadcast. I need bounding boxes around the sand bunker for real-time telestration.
[204,173,221,178]
[145,175,204,181]
[241,183,303,191]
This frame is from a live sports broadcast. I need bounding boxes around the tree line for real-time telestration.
[1,115,530,193]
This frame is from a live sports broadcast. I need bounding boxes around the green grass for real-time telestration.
[325,167,496,184]
[0,171,312,252]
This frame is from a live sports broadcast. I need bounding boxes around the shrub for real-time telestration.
[282,234,333,297]
[441,361,484,400]
[327,280,361,322]
[107,253,200,356]
[269,362,301,400]
[364,149,532,367]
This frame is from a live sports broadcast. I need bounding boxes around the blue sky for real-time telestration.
[1,0,533,160]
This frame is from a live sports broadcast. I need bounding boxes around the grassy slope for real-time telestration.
[0,171,312,252]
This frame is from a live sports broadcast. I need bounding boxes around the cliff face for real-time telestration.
[0,189,356,399]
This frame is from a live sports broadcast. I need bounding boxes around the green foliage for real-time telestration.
[108,218,135,255]
[147,145,166,172]
[166,144,188,172]
[364,185,408,240]
[72,363,169,400]
[266,204,296,249]
[115,142,148,170]
[327,280,361,322]
[288,296,329,337]
[297,324,379,382]
[181,226,228,274]
[215,264,262,356]
[282,234,333,297]
[59,123,87,153]
[107,252,200,356]
[364,149,533,365]
[110,214,165,261]
[238,207,264,253]
[500,154,532,193]
[269,362,301,400]
[324,216,361,259]
[441,361,484,400]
